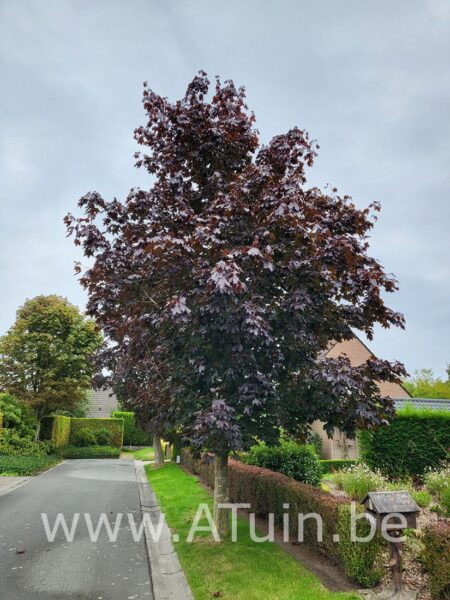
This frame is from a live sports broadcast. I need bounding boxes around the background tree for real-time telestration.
[403,368,450,399]
[66,73,406,536]
[93,342,174,466]
[0,295,102,439]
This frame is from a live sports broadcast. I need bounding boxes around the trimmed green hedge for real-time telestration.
[0,455,60,476]
[181,449,384,586]
[422,521,450,599]
[111,411,150,446]
[41,415,72,446]
[359,406,450,477]
[320,459,358,474]
[51,416,71,447]
[243,441,322,486]
[69,418,124,448]
[58,445,121,459]
[0,411,3,438]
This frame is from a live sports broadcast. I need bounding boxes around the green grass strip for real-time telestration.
[0,455,60,476]
[132,447,155,460]
[146,463,359,600]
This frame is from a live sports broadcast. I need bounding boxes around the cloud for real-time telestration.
[0,0,449,376]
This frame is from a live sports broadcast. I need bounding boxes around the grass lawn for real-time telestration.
[121,446,155,461]
[0,455,60,476]
[146,463,359,600]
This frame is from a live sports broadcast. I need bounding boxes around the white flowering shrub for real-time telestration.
[334,463,387,501]
[424,465,450,496]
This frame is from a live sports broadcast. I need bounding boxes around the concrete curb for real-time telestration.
[135,460,194,600]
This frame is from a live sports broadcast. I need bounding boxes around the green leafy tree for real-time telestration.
[403,368,450,399]
[0,295,102,439]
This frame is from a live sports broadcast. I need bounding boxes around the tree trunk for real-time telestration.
[34,419,41,442]
[213,453,229,539]
[153,433,164,466]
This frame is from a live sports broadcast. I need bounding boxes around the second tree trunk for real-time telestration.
[213,453,229,538]
[153,433,164,465]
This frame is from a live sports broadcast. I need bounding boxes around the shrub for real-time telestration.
[0,455,59,476]
[336,504,383,587]
[69,418,124,448]
[422,521,450,599]
[243,441,322,486]
[334,464,387,501]
[411,490,432,508]
[0,393,35,437]
[424,465,450,498]
[305,430,323,456]
[0,428,50,456]
[0,411,3,437]
[439,487,450,517]
[59,445,120,459]
[181,449,384,586]
[111,411,149,446]
[359,406,450,478]
[95,428,112,446]
[320,459,358,474]
[73,427,97,447]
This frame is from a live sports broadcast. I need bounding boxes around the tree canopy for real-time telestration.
[0,295,102,436]
[66,73,406,533]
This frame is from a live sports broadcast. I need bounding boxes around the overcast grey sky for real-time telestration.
[0,0,449,377]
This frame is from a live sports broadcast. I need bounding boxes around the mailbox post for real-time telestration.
[362,491,420,597]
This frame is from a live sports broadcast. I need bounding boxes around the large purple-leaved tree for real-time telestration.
[66,72,406,536]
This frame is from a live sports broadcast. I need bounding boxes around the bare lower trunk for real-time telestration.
[34,420,41,442]
[153,433,164,466]
[213,453,229,539]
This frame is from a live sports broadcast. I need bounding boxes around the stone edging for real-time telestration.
[134,460,194,600]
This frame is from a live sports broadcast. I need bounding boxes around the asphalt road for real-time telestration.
[0,459,153,600]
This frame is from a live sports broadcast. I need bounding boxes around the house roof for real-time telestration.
[325,336,411,399]
[394,398,450,411]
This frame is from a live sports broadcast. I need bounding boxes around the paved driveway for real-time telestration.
[0,459,153,600]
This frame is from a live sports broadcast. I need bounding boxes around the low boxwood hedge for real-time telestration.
[58,445,121,459]
[181,449,384,586]
[0,455,60,476]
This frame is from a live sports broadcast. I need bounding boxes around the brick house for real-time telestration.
[311,337,411,460]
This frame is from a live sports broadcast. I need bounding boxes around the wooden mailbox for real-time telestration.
[362,490,420,596]
[362,491,420,530]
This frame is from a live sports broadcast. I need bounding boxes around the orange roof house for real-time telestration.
[311,337,411,460]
